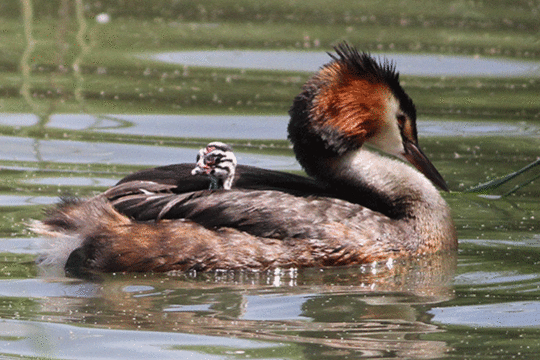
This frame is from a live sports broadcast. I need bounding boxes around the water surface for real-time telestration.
[1,1,539,359]
[148,50,540,77]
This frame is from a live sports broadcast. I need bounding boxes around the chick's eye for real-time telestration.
[205,153,223,165]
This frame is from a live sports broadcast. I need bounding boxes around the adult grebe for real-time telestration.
[191,142,237,190]
[32,43,457,273]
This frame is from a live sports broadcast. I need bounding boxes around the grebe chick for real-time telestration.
[32,42,457,274]
[191,142,237,190]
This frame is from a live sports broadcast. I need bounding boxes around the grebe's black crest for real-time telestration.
[330,43,397,84]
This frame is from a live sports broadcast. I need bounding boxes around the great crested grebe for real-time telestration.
[191,142,237,190]
[32,43,457,274]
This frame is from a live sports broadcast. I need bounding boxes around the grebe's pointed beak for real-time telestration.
[401,140,449,192]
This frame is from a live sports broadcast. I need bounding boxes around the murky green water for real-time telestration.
[1,1,539,359]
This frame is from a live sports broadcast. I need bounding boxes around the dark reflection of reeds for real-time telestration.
[37,253,456,359]
[73,0,90,111]
[20,0,45,164]
[19,0,40,117]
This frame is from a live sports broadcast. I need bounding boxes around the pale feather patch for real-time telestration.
[30,219,84,269]
[365,94,405,157]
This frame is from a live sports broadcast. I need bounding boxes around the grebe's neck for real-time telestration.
[318,147,447,216]
[315,149,456,250]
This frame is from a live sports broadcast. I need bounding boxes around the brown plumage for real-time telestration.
[31,43,457,275]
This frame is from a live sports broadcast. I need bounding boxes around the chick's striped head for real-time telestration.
[191,142,237,190]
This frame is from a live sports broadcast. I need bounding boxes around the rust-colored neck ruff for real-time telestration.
[314,62,391,144]
[288,45,414,181]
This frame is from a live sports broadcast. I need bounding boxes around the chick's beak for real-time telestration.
[401,140,449,192]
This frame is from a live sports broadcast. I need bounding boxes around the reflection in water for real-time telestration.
[431,301,540,328]
[71,0,109,133]
[19,0,40,117]
[0,319,275,360]
[20,0,69,126]
[19,0,111,167]
[36,253,457,359]
[1,113,538,140]
[73,0,90,110]
[148,50,540,77]
[0,134,299,170]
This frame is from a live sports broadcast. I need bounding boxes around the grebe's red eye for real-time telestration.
[397,114,406,128]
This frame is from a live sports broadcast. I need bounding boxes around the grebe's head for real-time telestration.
[191,142,237,190]
[288,42,448,191]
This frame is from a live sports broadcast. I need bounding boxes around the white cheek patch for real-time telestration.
[366,95,405,157]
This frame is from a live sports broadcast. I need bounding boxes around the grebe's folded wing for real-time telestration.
[108,186,398,241]
[117,163,210,191]
[104,181,177,199]
[116,164,328,195]
[234,165,326,194]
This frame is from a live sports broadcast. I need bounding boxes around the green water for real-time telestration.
[0,1,539,359]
